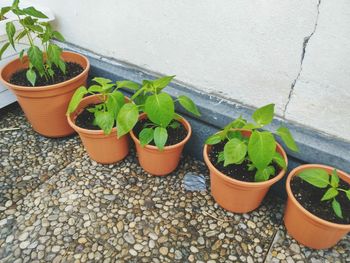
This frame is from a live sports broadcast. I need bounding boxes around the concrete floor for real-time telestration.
[0,103,349,263]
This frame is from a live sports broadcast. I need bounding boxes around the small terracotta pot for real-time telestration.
[284,164,350,249]
[67,94,129,164]
[130,113,192,176]
[0,51,90,138]
[203,130,288,213]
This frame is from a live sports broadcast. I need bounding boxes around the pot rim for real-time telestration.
[0,51,90,91]
[203,129,288,188]
[286,164,350,229]
[129,112,192,150]
[67,94,121,136]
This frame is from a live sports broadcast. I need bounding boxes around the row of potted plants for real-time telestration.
[0,0,349,251]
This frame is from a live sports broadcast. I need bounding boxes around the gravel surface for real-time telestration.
[0,103,349,262]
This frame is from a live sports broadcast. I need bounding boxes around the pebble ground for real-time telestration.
[0,104,349,263]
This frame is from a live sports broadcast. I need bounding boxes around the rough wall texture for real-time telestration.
[29,0,350,141]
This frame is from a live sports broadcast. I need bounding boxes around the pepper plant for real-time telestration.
[0,0,66,86]
[205,104,299,182]
[66,77,139,134]
[298,168,350,218]
[116,75,201,150]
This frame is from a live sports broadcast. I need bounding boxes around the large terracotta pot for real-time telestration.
[130,113,192,176]
[0,51,90,137]
[203,130,288,213]
[67,94,129,164]
[284,164,350,249]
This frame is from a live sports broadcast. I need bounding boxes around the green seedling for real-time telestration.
[116,75,201,150]
[298,168,350,218]
[0,0,66,85]
[205,104,299,182]
[67,77,139,135]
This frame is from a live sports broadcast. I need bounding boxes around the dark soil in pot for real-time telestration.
[9,62,84,87]
[133,118,187,146]
[75,105,101,130]
[208,141,281,183]
[291,176,350,224]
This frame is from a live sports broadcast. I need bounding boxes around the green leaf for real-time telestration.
[217,151,225,163]
[6,21,16,48]
[169,121,180,129]
[177,95,201,116]
[12,0,20,8]
[248,131,276,170]
[247,163,256,171]
[28,46,44,74]
[47,43,62,65]
[26,69,36,86]
[19,49,24,62]
[94,111,114,134]
[330,169,339,188]
[21,16,36,26]
[27,24,43,33]
[255,166,275,182]
[88,85,103,93]
[117,103,139,138]
[1,7,11,17]
[144,93,174,127]
[252,104,274,126]
[0,42,10,60]
[58,60,66,74]
[345,190,350,201]
[205,133,222,145]
[332,199,343,218]
[52,31,65,41]
[15,30,27,42]
[242,123,259,130]
[276,126,299,152]
[298,169,329,188]
[11,8,25,16]
[108,90,125,119]
[272,152,286,169]
[153,75,175,91]
[116,80,140,91]
[154,127,168,150]
[223,138,247,166]
[321,188,338,201]
[66,86,88,114]
[139,128,154,147]
[230,116,248,129]
[23,6,48,18]
[93,77,112,86]
[227,130,243,140]
[219,117,247,140]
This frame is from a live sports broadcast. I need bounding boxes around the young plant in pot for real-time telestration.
[203,104,299,213]
[117,75,201,176]
[0,0,90,137]
[284,164,350,249]
[66,77,139,164]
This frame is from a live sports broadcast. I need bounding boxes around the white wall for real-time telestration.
[30,0,350,141]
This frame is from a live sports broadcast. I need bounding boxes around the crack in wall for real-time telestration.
[283,0,321,117]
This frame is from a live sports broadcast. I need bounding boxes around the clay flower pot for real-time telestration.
[0,51,90,137]
[130,113,192,176]
[284,164,350,249]
[203,130,288,213]
[67,94,129,164]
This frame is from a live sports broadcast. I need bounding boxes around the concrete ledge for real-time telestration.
[61,42,350,197]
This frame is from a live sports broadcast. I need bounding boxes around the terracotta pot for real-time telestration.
[0,51,90,137]
[203,130,288,213]
[130,113,192,176]
[67,94,129,164]
[284,164,350,249]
